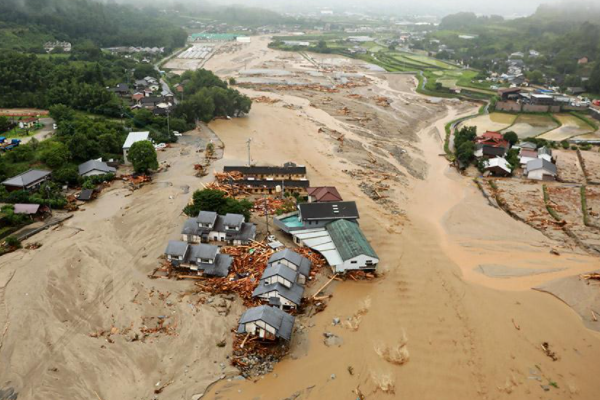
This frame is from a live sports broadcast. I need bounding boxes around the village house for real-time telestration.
[164,240,232,277]
[275,201,359,233]
[109,83,130,97]
[13,203,48,218]
[18,117,38,130]
[223,162,307,180]
[78,160,116,177]
[538,146,553,162]
[122,131,150,163]
[181,211,256,245]
[578,56,589,65]
[237,305,295,341]
[252,282,304,310]
[525,159,557,181]
[497,87,521,101]
[307,186,343,203]
[483,157,511,177]
[260,263,301,288]
[519,148,539,166]
[2,169,51,192]
[475,131,509,148]
[475,144,507,159]
[267,249,311,284]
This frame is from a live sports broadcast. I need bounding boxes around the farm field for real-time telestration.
[460,112,517,133]
[554,150,586,183]
[538,114,594,141]
[502,114,558,138]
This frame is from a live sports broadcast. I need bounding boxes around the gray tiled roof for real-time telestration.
[299,201,359,221]
[252,282,304,306]
[526,158,557,175]
[202,254,232,277]
[268,249,311,277]
[237,305,295,341]
[165,240,189,257]
[188,243,219,261]
[197,211,218,225]
[2,169,51,188]
[182,218,200,235]
[261,263,298,283]
[78,160,116,176]
[223,213,244,228]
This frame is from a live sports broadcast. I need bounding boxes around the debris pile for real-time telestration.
[252,96,280,104]
[373,96,391,107]
[252,197,296,216]
[231,333,289,377]
[581,273,600,282]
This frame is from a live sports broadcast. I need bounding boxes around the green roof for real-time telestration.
[326,219,378,261]
[189,33,237,41]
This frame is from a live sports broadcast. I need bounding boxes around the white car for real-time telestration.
[154,143,167,149]
[173,131,182,137]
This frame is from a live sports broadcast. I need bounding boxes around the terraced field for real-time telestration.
[501,114,558,139]
[460,112,517,133]
[538,114,594,141]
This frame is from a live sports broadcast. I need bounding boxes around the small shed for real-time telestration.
[122,132,150,163]
[14,203,41,215]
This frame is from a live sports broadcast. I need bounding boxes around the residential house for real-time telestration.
[260,263,301,288]
[530,93,555,106]
[519,149,539,166]
[78,160,116,177]
[475,144,507,159]
[325,219,379,273]
[275,201,359,233]
[122,131,150,163]
[135,80,149,90]
[483,157,511,177]
[307,186,343,203]
[252,281,304,309]
[132,92,145,102]
[140,96,166,110]
[538,146,553,162]
[567,87,586,96]
[578,56,589,65]
[13,203,47,216]
[525,159,557,181]
[237,305,295,341]
[223,162,307,180]
[497,87,522,101]
[164,240,232,277]
[181,211,256,245]
[267,249,311,284]
[518,142,537,151]
[475,131,509,149]
[2,169,51,192]
[109,83,130,97]
[18,117,38,130]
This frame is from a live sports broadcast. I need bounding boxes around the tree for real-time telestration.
[456,141,475,167]
[526,70,544,84]
[133,64,158,80]
[4,236,21,249]
[0,116,10,133]
[128,140,158,173]
[229,77,236,85]
[184,189,253,221]
[53,165,79,185]
[588,62,600,94]
[503,131,518,147]
[38,141,70,168]
[49,104,75,124]
[454,126,477,150]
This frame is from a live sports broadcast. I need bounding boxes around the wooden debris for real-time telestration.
[512,318,521,330]
[541,342,558,361]
[581,273,600,281]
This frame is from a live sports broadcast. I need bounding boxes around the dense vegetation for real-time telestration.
[427,2,600,93]
[184,189,253,222]
[0,51,128,115]
[171,69,252,123]
[128,141,158,174]
[0,0,187,52]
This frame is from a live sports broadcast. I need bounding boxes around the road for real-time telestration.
[6,117,56,144]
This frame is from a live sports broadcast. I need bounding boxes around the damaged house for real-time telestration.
[181,211,256,245]
[267,249,311,284]
[164,240,232,277]
[237,305,295,341]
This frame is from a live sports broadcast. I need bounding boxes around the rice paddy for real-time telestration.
[460,112,517,134]
[501,114,558,139]
[538,114,594,141]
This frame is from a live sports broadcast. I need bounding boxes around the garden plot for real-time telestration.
[502,114,558,139]
[460,112,517,134]
[554,150,586,183]
[547,186,600,252]
[580,150,600,184]
[538,114,594,141]
[492,180,571,244]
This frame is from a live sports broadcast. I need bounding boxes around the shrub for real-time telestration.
[5,236,21,249]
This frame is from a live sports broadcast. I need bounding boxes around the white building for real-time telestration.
[525,159,557,181]
[122,131,150,163]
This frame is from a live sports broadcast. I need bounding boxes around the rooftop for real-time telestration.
[123,132,150,149]
[299,201,359,221]
[2,169,51,188]
[237,305,295,341]
[78,160,116,176]
[326,219,378,261]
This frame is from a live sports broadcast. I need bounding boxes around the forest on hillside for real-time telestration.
[0,0,187,52]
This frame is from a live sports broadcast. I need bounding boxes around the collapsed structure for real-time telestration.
[237,305,295,341]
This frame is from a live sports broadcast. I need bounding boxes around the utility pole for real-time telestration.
[264,194,270,236]
[167,108,170,136]
[246,138,252,166]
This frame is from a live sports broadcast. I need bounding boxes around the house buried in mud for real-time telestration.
[221,162,310,195]
[237,305,295,341]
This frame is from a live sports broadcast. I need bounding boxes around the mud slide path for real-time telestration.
[204,99,600,400]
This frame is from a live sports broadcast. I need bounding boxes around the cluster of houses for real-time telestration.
[496,87,592,114]
[108,76,174,116]
[103,46,165,56]
[476,131,557,181]
[223,163,311,196]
